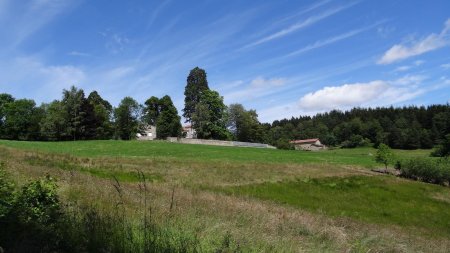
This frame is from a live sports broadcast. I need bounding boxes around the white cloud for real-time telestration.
[297,76,427,112]
[414,60,425,66]
[378,19,450,64]
[244,3,356,48]
[394,65,411,72]
[0,56,86,102]
[441,63,450,69]
[298,81,387,111]
[392,75,425,86]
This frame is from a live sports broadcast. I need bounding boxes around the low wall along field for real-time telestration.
[166,137,276,149]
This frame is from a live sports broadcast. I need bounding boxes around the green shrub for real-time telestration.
[0,162,14,219]
[374,143,394,170]
[398,157,450,185]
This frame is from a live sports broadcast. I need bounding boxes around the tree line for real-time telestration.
[1,66,449,150]
[0,87,181,141]
[266,105,450,150]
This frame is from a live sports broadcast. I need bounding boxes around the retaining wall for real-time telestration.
[166,137,276,149]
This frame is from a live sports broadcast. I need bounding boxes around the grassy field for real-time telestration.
[0,140,449,252]
[0,140,432,167]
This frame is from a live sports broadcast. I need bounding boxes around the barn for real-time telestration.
[290,138,326,151]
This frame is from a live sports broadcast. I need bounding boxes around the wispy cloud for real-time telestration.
[0,56,86,102]
[378,18,450,64]
[146,0,172,29]
[5,0,77,47]
[223,77,287,103]
[284,21,385,58]
[394,65,411,72]
[441,63,450,69]
[68,51,90,57]
[392,60,425,72]
[243,2,358,48]
[276,0,332,24]
[100,30,131,54]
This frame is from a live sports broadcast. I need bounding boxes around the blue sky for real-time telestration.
[0,0,449,122]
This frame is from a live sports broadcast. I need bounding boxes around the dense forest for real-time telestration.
[265,105,450,150]
[1,67,449,150]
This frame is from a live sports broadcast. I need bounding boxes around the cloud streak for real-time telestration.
[284,20,385,58]
[244,2,358,48]
[6,0,77,48]
[378,18,450,64]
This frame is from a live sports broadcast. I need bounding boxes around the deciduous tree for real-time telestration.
[192,90,229,140]
[114,97,142,140]
[375,143,394,170]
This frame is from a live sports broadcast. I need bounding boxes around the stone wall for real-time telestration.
[166,137,276,149]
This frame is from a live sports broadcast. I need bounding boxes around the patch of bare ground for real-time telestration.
[1,146,449,252]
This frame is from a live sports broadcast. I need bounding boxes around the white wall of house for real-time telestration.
[137,125,157,140]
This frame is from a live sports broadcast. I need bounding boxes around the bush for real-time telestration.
[0,171,64,252]
[398,157,450,185]
[0,162,14,219]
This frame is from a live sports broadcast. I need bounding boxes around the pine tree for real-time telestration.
[182,67,209,122]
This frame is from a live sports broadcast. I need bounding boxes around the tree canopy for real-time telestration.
[142,95,182,139]
[192,90,229,140]
[227,103,265,143]
[182,67,209,122]
[114,97,142,140]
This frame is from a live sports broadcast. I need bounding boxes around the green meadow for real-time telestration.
[0,140,449,252]
[0,139,431,167]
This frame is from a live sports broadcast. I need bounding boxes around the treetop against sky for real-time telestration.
[0,0,449,122]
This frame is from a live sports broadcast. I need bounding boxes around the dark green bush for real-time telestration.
[0,162,14,220]
[0,171,64,252]
[398,157,450,185]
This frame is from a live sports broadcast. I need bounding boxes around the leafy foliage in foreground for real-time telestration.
[0,162,240,253]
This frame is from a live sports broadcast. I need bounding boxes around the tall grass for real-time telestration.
[0,162,238,253]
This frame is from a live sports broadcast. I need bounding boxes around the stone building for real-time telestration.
[136,125,157,140]
[182,124,196,139]
[290,138,326,151]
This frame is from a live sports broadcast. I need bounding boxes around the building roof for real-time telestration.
[289,138,319,144]
[182,124,193,131]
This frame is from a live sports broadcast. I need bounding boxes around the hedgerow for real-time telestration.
[397,157,450,186]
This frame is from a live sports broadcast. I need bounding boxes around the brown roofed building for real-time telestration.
[289,138,326,151]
